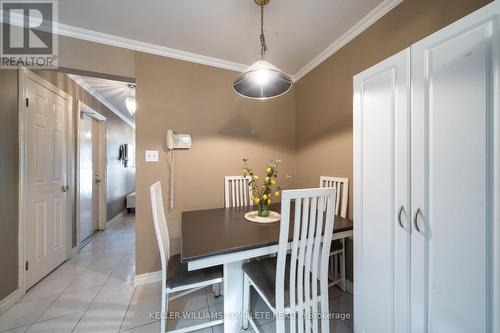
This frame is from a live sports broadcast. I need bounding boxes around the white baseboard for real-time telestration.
[345,280,353,295]
[107,209,127,225]
[0,289,22,314]
[134,271,162,286]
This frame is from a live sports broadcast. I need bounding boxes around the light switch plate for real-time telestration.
[145,150,159,162]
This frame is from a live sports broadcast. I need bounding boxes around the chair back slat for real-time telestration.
[224,176,252,208]
[297,198,309,333]
[276,188,336,333]
[150,181,170,286]
[319,176,349,218]
[304,196,317,333]
[288,199,302,333]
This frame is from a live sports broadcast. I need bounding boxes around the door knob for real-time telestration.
[61,185,67,193]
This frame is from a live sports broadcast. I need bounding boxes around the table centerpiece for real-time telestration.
[243,159,282,223]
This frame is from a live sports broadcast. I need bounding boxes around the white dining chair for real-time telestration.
[150,181,224,333]
[242,187,336,333]
[319,176,348,291]
[224,175,253,208]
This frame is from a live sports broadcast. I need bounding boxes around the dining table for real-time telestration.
[181,203,353,333]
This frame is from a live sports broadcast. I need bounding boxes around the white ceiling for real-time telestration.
[69,75,136,127]
[58,0,388,76]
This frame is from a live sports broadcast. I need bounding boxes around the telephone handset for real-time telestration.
[166,130,192,210]
[167,130,192,150]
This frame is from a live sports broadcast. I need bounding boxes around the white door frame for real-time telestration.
[18,68,73,293]
[75,101,107,250]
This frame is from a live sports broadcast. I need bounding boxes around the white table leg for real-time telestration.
[223,260,244,333]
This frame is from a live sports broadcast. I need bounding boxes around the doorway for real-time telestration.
[77,102,107,248]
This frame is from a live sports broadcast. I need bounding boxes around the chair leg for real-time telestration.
[329,255,334,281]
[334,253,338,280]
[161,287,169,333]
[213,282,222,297]
[242,274,250,330]
[276,316,286,333]
[340,239,346,292]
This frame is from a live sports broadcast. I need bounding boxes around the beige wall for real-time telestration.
[294,0,492,281]
[59,36,135,79]
[0,69,19,300]
[135,52,296,275]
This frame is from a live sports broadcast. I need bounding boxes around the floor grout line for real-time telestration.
[118,281,138,332]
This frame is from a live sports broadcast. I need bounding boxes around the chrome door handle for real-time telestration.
[397,206,404,228]
[413,208,422,232]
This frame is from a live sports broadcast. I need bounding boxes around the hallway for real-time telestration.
[0,214,137,332]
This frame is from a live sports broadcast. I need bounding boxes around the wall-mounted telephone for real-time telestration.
[167,130,192,150]
[166,130,192,210]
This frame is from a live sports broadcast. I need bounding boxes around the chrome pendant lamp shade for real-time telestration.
[233,0,292,100]
[233,60,292,99]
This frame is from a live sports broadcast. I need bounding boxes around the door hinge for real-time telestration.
[25,261,29,271]
[25,98,29,108]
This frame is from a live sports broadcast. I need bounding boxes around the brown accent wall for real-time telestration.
[294,0,492,282]
[135,53,296,275]
[0,69,19,300]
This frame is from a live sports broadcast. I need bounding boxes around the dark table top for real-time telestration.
[181,203,353,262]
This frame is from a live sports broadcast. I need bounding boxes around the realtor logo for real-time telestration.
[1,0,58,68]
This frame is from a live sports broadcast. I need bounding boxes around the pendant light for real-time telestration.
[233,0,292,100]
[125,83,136,115]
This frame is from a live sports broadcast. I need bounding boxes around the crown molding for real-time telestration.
[57,23,249,73]
[2,1,403,81]
[0,10,249,73]
[292,0,404,81]
[67,74,136,129]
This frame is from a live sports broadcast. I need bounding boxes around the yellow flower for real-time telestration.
[266,167,272,173]
[254,197,260,204]
[267,199,271,205]
[253,175,259,180]
[275,191,280,197]
[250,195,255,201]
[243,168,247,173]
[271,179,277,185]
[265,176,270,182]
[262,194,268,200]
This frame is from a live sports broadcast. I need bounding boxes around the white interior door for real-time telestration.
[353,49,411,333]
[25,76,68,290]
[79,114,98,242]
[411,7,499,333]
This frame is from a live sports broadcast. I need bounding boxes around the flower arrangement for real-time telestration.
[243,159,281,217]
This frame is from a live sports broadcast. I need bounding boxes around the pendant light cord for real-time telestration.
[260,2,267,59]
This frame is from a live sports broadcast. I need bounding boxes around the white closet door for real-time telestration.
[354,49,411,333]
[411,4,499,333]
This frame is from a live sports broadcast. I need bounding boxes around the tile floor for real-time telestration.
[0,214,353,333]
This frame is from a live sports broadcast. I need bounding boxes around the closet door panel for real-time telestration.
[411,7,499,333]
[354,49,410,333]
